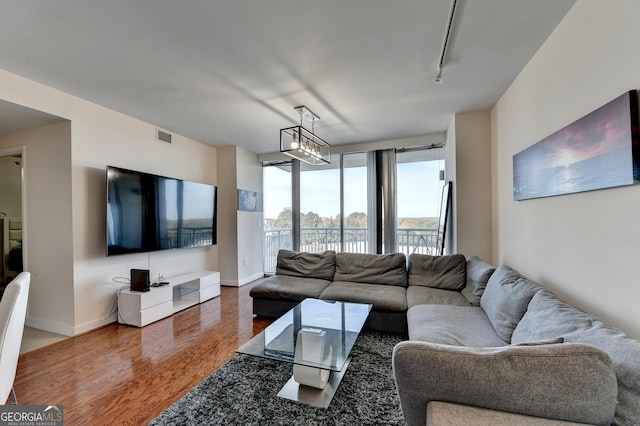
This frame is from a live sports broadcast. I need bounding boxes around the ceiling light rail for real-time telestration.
[280,105,331,165]
[433,0,458,84]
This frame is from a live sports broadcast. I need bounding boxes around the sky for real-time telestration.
[263,159,444,220]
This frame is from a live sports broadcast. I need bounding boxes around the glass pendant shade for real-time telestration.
[280,125,331,165]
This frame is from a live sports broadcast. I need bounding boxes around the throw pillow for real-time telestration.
[480,265,541,342]
[407,253,466,290]
[461,256,496,306]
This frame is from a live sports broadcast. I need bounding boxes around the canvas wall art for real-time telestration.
[237,189,263,212]
[513,90,640,201]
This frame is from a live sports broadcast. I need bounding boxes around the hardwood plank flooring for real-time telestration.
[14,281,272,426]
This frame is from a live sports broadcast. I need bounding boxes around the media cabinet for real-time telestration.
[118,271,220,327]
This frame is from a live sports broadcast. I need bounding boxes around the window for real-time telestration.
[262,145,444,272]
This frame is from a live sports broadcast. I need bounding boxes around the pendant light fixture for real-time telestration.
[280,105,331,165]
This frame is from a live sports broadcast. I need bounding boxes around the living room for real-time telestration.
[1,1,640,424]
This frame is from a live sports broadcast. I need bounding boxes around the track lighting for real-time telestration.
[433,0,457,85]
[433,67,443,84]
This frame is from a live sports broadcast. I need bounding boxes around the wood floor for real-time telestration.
[14,281,272,426]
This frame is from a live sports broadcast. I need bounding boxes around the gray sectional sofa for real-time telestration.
[251,250,409,333]
[397,256,640,426]
[250,249,640,425]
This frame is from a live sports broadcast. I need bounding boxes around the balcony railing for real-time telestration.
[162,227,214,248]
[264,227,439,273]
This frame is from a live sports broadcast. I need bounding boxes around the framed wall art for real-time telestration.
[237,189,263,212]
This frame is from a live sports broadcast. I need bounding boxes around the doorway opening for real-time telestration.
[0,147,25,291]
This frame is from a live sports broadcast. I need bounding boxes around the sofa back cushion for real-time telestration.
[461,256,496,306]
[407,254,466,290]
[334,252,407,287]
[480,265,541,342]
[393,341,617,426]
[276,250,336,281]
[512,290,640,426]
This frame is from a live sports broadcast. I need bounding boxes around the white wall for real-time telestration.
[217,147,239,285]
[444,117,457,254]
[0,122,75,332]
[491,1,640,338]
[217,146,263,286]
[0,69,219,335]
[236,147,263,285]
[445,111,493,261]
[454,111,493,262]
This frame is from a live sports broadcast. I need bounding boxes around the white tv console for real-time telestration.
[118,271,220,327]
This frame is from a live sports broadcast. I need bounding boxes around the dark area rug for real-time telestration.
[150,331,407,425]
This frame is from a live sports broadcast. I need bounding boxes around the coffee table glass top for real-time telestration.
[237,298,372,372]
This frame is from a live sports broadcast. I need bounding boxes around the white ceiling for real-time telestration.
[0,0,575,154]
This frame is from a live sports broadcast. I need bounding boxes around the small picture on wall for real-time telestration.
[237,189,263,212]
[513,90,640,201]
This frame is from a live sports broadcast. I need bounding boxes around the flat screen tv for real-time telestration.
[106,166,217,256]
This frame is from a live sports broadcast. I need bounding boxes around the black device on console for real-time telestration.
[130,269,150,292]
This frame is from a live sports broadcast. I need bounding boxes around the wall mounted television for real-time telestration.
[106,166,217,256]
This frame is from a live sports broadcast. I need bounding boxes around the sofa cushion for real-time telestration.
[480,265,541,342]
[512,290,640,426]
[406,286,471,308]
[249,275,331,301]
[393,341,617,426]
[426,401,591,426]
[407,305,508,347]
[461,256,496,306]
[276,249,336,281]
[334,252,407,287]
[513,337,565,346]
[320,281,407,312]
[407,254,466,290]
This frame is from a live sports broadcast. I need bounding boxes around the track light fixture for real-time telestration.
[433,67,443,84]
[433,0,458,84]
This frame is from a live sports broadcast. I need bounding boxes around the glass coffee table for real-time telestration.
[237,298,372,407]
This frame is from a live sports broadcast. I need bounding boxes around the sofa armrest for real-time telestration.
[426,401,591,426]
[392,341,617,426]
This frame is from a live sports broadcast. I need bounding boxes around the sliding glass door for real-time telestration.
[299,156,340,253]
[263,163,292,273]
[396,148,444,256]
[342,153,369,253]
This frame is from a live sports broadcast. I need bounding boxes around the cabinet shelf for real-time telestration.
[118,271,220,327]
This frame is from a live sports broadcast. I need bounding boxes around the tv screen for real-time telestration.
[106,166,217,256]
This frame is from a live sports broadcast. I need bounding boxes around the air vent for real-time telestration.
[156,128,172,144]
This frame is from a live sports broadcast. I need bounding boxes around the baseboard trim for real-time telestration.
[26,317,74,337]
[221,272,263,287]
[74,314,118,335]
[26,314,118,337]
